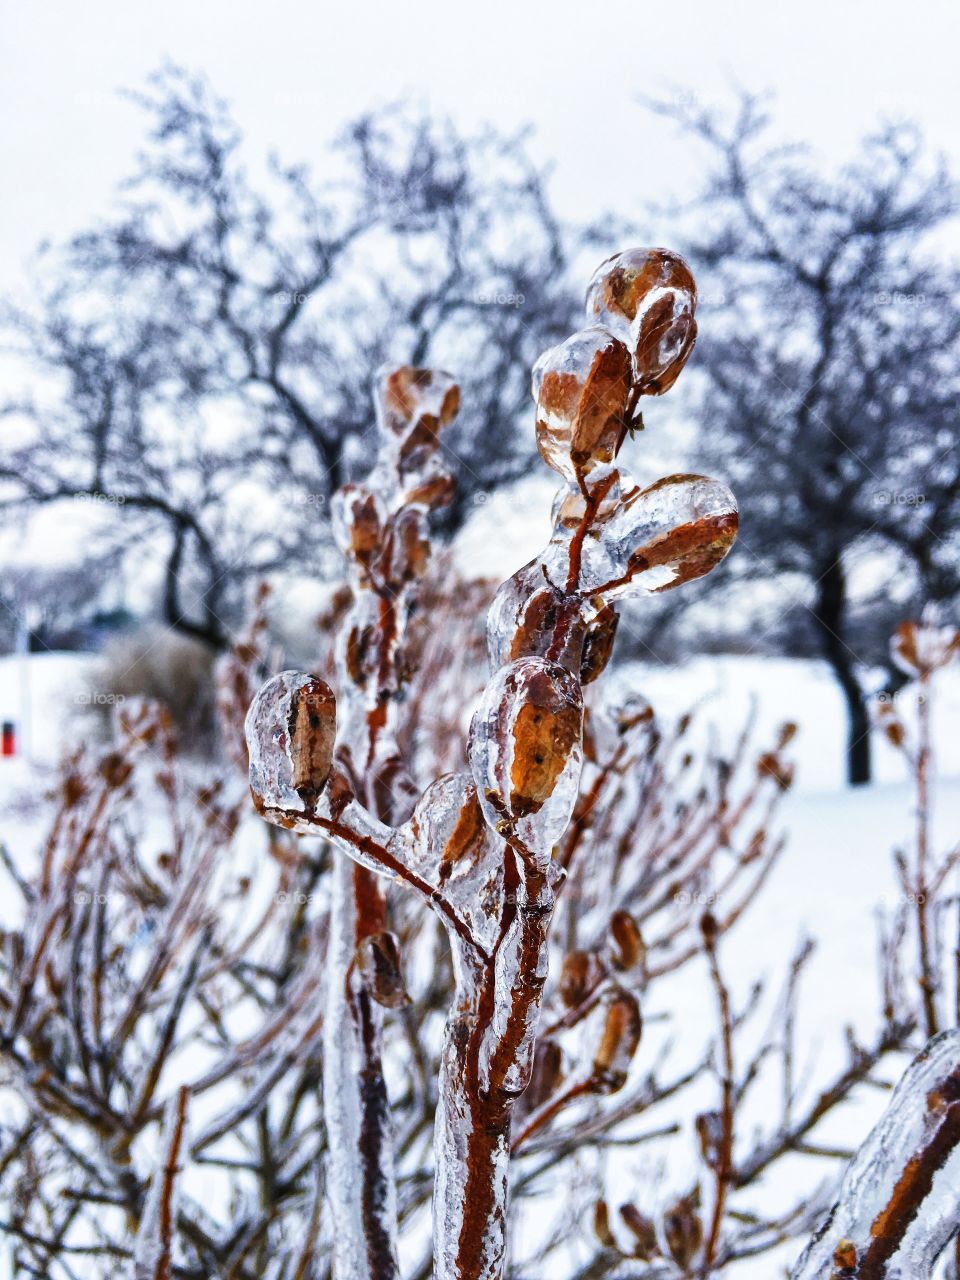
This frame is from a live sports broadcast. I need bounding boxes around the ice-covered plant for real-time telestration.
[245,248,741,1279]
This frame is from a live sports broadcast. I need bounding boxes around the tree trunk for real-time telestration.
[813,553,871,786]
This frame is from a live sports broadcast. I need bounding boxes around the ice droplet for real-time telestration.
[532,326,633,483]
[468,657,583,860]
[330,484,385,569]
[792,1029,960,1279]
[244,670,337,813]
[584,247,697,395]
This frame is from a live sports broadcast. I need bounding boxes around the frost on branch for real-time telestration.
[792,1031,960,1279]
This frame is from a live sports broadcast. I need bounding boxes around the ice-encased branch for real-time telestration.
[792,1030,960,1279]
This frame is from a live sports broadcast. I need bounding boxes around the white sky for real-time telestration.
[2,0,959,297]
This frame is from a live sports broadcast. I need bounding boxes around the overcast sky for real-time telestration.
[2,0,959,297]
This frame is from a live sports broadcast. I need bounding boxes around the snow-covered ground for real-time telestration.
[1,650,958,1275]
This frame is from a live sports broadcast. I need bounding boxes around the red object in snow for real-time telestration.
[2,722,15,757]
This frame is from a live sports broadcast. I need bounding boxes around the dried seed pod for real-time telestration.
[695,1110,725,1171]
[608,910,645,974]
[521,1038,564,1113]
[756,751,794,791]
[245,671,337,813]
[619,1204,660,1260]
[594,1199,617,1250]
[585,247,697,395]
[407,773,489,881]
[557,472,738,600]
[468,657,583,857]
[387,506,431,587]
[558,949,605,1008]
[532,326,633,482]
[486,561,586,674]
[330,484,384,569]
[591,990,642,1093]
[892,615,960,677]
[579,604,619,685]
[374,364,460,457]
[663,1190,703,1270]
[355,931,411,1009]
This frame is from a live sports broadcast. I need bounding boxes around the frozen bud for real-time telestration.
[569,472,738,599]
[98,751,134,790]
[533,326,633,482]
[591,990,642,1093]
[402,454,457,511]
[355,931,410,1009]
[522,1038,564,1113]
[695,1110,725,1171]
[609,910,645,973]
[330,485,384,568]
[579,604,619,684]
[756,750,794,791]
[408,774,489,881]
[585,248,697,395]
[486,561,586,674]
[594,1200,617,1250]
[619,1204,659,1261]
[374,364,460,462]
[558,949,605,1008]
[663,1191,703,1270]
[468,657,584,855]
[892,616,960,677]
[386,506,431,587]
[245,671,337,813]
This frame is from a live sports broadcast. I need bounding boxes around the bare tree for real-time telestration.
[644,91,960,784]
[0,64,586,648]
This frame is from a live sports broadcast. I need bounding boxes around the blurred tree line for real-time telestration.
[0,69,957,784]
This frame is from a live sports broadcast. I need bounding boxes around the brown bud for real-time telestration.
[591,991,642,1093]
[619,1203,659,1260]
[695,1110,725,1171]
[579,605,619,685]
[522,1038,564,1113]
[756,751,794,792]
[663,1190,703,1270]
[98,752,133,790]
[355,931,410,1009]
[288,678,337,801]
[594,1199,617,1250]
[558,949,604,1008]
[609,910,645,973]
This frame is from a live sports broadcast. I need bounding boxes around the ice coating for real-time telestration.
[245,670,336,814]
[547,471,739,599]
[533,326,633,483]
[244,250,739,1280]
[468,657,584,863]
[584,247,698,395]
[792,1030,960,1279]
